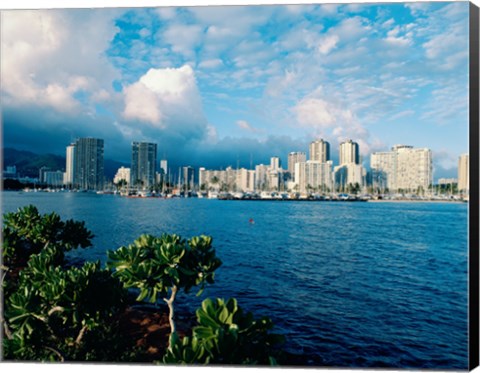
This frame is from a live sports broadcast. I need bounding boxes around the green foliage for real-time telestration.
[163,298,284,365]
[107,233,222,303]
[4,249,129,361]
[2,205,93,267]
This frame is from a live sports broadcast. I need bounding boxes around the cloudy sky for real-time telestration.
[1,1,470,179]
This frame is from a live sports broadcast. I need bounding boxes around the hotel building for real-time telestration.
[458,154,469,193]
[73,138,104,191]
[334,140,365,190]
[295,160,334,193]
[131,142,157,188]
[371,145,432,192]
[309,139,330,162]
[287,152,306,179]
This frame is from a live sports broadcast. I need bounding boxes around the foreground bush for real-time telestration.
[2,205,93,268]
[4,249,130,361]
[163,298,284,365]
[107,234,222,338]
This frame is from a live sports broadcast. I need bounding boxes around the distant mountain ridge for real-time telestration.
[3,148,127,180]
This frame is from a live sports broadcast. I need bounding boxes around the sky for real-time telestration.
[0,1,471,179]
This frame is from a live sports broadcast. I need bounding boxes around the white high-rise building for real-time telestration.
[339,140,360,165]
[255,164,269,190]
[64,144,76,185]
[458,154,469,193]
[334,163,366,191]
[309,139,330,162]
[270,156,281,171]
[160,160,168,175]
[371,145,432,192]
[288,152,306,179]
[295,160,333,194]
[114,167,131,185]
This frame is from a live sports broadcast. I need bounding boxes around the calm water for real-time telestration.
[1,191,469,369]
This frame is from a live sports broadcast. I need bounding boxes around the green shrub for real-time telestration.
[2,205,93,268]
[163,298,284,365]
[4,250,129,361]
[107,234,222,337]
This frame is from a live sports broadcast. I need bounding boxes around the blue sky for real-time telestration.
[1,1,470,179]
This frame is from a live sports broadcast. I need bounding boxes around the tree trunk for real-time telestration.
[163,285,178,337]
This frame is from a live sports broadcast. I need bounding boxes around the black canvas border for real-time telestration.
[469,1,480,371]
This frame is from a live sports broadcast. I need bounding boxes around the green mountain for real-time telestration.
[3,148,127,180]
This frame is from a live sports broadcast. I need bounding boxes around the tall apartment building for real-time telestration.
[288,152,306,179]
[371,145,432,192]
[270,156,281,171]
[309,139,330,162]
[160,159,168,175]
[73,138,104,191]
[114,167,131,185]
[64,144,76,185]
[181,166,195,190]
[339,140,360,165]
[335,139,364,190]
[295,160,333,193]
[458,154,469,193]
[131,142,157,188]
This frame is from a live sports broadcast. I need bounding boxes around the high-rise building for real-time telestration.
[309,139,330,162]
[64,144,76,185]
[334,163,366,191]
[114,167,131,185]
[458,154,469,193]
[160,160,168,175]
[371,145,432,192]
[255,164,269,190]
[339,140,359,165]
[131,142,157,188]
[44,171,64,187]
[182,166,195,190]
[288,152,306,179]
[295,160,333,193]
[73,138,104,191]
[270,156,281,171]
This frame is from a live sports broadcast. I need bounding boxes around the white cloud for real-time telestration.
[236,120,262,133]
[123,65,208,137]
[318,34,339,55]
[198,58,224,69]
[1,9,120,113]
[162,23,204,58]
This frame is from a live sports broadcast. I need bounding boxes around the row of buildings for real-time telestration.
[33,137,469,194]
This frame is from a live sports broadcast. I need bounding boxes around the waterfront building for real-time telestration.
[309,139,330,162]
[160,159,168,175]
[44,170,64,187]
[438,178,457,185]
[288,152,306,180]
[4,165,17,179]
[371,145,432,192]
[182,166,195,191]
[199,168,227,190]
[334,163,366,191]
[255,164,269,190]
[295,160,333,194]
[39,166,50,184]
[64,144,76,185]
[113,167,131,185]
[73,138,104,191]
[270,156,281,171]
[236,168,256,192]
[458,154,469,193]
[131,142,157,188]
[339,140,360,165]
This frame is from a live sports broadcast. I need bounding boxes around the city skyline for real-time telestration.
[1,2,470,179]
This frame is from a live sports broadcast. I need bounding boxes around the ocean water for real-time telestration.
[1,191,469,369]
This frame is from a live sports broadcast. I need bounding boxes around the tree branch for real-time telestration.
[163,285,178,337]
[75,325,88,346]
[45,346,65,362]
